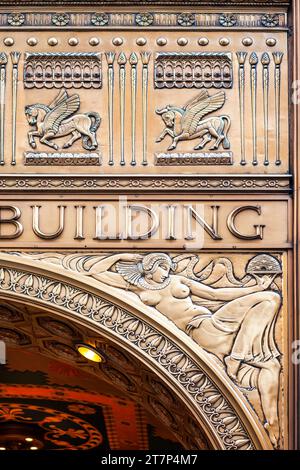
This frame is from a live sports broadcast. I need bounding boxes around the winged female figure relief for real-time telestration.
[18,250,283,447]
[25,89,101,151]
[156,90,231,151]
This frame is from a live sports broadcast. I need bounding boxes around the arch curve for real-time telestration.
[0,252,273,450]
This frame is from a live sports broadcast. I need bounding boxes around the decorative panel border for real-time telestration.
[0,12,288,30]
[0,174,292,193]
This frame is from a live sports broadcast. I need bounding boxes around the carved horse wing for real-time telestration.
[43,91,80,135]
[181,90,226,136]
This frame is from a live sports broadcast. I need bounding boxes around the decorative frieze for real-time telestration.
[0,175,291,192]
[154,52,233,89]
[0,12,288,30]
[24,152,101,166]
[155,152,233,165]
[23,52,102,89]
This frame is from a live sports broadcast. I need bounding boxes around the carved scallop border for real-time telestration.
[0,264,255,450]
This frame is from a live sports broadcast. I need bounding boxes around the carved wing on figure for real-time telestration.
[181,90,226,136]
[43,90,80,134]
[115,262,142,286]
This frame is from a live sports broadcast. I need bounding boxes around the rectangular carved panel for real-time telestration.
[23,52,102,89]
[154,52,233,89]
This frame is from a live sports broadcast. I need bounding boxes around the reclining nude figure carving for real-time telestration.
[77,252,282,447]
[24,250,281,446]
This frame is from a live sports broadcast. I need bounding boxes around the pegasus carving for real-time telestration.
[156,90,230,151]
[25,89,101,151]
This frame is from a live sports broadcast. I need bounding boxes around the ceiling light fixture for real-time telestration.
[76,343,104,363]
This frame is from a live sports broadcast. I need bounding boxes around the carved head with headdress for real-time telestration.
[116,253,176,290]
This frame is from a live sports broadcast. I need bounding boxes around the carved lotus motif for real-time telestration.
[91,12,109,26]
[261,13,279,27]
[177,13,195,26]
[51,13,70,26]
[7,13,25,26]
[219,13,238,27]
[135,12,154,26]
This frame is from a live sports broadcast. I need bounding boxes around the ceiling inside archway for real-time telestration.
[0,300,209,451]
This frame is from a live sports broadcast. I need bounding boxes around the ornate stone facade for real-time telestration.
[0,0,296,451]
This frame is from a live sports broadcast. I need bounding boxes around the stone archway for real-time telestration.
[0,252,273,450]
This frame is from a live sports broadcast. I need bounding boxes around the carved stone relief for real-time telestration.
[0,28,288,171]
[0,11,288,29]
[24,89,101,164]
[2,251,284,448]
[23,52,102,89]
[155,90,231,164]
[0,255,263,450]
[154,52,233,89]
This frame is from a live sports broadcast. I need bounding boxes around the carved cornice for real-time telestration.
[0,174,292,193]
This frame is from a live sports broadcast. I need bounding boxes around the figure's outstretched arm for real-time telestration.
[87,253,142,275]
[184,275,272,302]
[85,253,143,290]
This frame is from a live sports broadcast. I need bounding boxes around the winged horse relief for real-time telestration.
[156,90,231,152]
[25,89,101,151]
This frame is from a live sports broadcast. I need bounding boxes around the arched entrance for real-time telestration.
[0,252,272,450]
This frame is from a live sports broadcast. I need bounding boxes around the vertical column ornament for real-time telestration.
[0,52,7,166]
[118,52,127,166]
[236,52,247,166]
[10,51,21,166]
[141,52,151,166]
[129,53,138,166]
[261,53,270,166]
[249,52,258,166]
[105,52,115,166]
[273,52,284,166]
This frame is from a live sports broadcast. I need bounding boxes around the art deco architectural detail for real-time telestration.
[135,12,154,26]
[261,13,280,27]
[90,13,109,26]
[0,251,283,447]
[51,13,70,26]
[219,14,238,27]
[0,256,262,450]
[156,91,230,152]
[0,11,288,29]
[0,52,7,166]
[0,175,291,192]
[10,51,20,166]
[23,52,102,89]
[25,89,101,152]
[154,52,233,89]
[155,152,233,166]
[24,152,101,166]
[177,13,196,27]
[7,13,25,26]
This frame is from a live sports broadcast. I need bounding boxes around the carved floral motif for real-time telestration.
[261,13,280,27]
[90,13,109,26]
[51,13,70,26]
[7,13,25,26]
[177,13,195,26]
[219,13,238,27]
[135,12,154,26]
